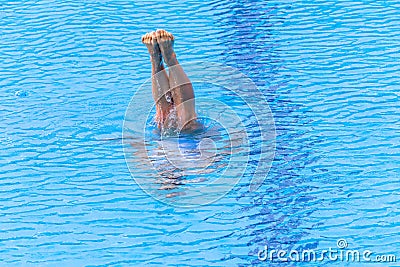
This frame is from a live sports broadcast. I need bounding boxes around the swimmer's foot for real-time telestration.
[142,32,162,63]
[155,29,178,66]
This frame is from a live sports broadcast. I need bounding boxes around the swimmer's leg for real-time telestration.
[142,32,173,127]
[155,29,197,130]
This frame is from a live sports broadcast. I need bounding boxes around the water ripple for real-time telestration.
[1,0,400,266]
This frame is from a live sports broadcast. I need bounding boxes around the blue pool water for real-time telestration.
[1,0,400,266]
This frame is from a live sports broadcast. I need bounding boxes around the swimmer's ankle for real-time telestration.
[163,52,178,66]
[150,55,162,65]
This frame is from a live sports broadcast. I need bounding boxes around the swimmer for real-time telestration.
[142,29,197,131]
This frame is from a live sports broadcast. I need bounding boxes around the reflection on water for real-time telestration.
[215,0,320,265]
[128,119,231,195]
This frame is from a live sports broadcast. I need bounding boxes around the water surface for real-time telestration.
[1,0,399,266]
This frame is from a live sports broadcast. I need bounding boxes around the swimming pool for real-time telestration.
[1,0,399,266]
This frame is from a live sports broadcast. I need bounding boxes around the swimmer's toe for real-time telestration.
[155,29,174,42]
[141,32,152,44]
